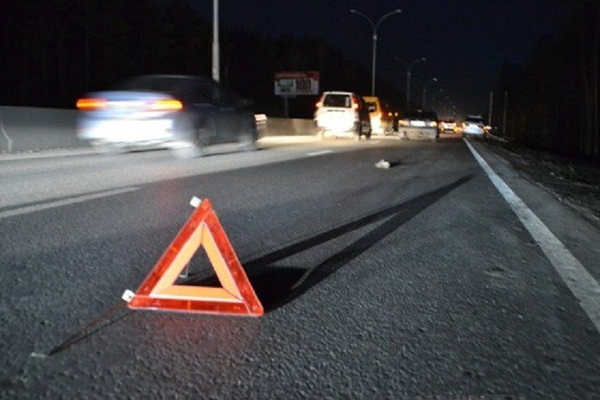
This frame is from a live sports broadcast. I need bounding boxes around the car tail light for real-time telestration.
[147,99,183,111]
[351,95,360,110]
[76,98,106,111]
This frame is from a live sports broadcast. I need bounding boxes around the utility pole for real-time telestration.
[212,0,220,82]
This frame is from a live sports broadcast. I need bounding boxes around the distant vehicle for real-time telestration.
[397,109,439,141]
[314,91,371,140]
[76,75,257,156]
[362,96,392,135]
[462,115,487,138]
[440,119,457,132]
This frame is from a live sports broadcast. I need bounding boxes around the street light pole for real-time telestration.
[350,9,402,96]
[212,0,220,82]
[396,57,426,109]
[422,77,438,109]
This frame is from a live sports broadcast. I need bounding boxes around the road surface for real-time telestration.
[2,136,600,399]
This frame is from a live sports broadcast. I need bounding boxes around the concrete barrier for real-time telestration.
[260,117,317,137]
[0,106,316,153]
[0,106,86,152]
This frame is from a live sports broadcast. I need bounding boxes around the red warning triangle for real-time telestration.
[128,199,263,316]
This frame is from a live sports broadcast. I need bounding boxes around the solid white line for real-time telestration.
[0,187,140,219]
[465,139,600,332]
[306,150,333,157]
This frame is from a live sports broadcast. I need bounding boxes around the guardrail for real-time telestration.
[0,106,316,153]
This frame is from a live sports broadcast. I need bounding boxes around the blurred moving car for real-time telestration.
[76,75,257,156]
[314,91,371,140]
[362,96,392,135]
[462,115,487,138]
[440,118,457,132]
[397,110,439,141]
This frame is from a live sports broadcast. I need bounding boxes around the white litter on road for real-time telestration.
[375,159,391,169]
[465,138,600,333]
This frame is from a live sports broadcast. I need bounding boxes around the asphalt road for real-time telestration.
[2,135,600,399]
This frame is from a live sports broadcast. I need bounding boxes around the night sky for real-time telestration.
[190,0,569,115]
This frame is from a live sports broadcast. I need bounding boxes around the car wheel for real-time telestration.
[180,119,213,158]
[238,117,258,152]
[238,133,257,151]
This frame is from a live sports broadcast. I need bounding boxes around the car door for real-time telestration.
[188,80,219,144]
[210,84,239,143]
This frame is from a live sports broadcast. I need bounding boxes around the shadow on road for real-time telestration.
[245,174,473,312]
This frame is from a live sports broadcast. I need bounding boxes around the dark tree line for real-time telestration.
[1,0,404,118]
[492,1,599,160]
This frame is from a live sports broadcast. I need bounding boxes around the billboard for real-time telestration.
[274,71,320,96]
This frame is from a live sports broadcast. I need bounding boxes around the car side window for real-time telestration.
[190,81,220,104]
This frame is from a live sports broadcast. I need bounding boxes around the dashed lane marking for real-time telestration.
[0,187,140,219]
[306,150,333,157]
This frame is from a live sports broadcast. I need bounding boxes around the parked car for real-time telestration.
[314,91,371,140]
[462,115,487,138]
[76,75,257,156]
[397,110,439,141]
[362,96,392,135]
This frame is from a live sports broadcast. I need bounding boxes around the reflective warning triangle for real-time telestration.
[128,199,263,316]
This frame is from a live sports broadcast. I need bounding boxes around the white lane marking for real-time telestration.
[465,139,600,332]
[0,187,140,219]
[306,150,333,157]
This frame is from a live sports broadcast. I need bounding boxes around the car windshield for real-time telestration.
[365,102,378,111]
[323,94,351,108]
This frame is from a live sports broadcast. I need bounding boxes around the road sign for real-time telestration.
[274,71,320,96]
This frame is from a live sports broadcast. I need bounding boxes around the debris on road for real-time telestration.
[375,159,391,169]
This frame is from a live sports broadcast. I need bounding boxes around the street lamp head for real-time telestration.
[421,57,427,62]
[349,9,358,14]
[433,77,438,82]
